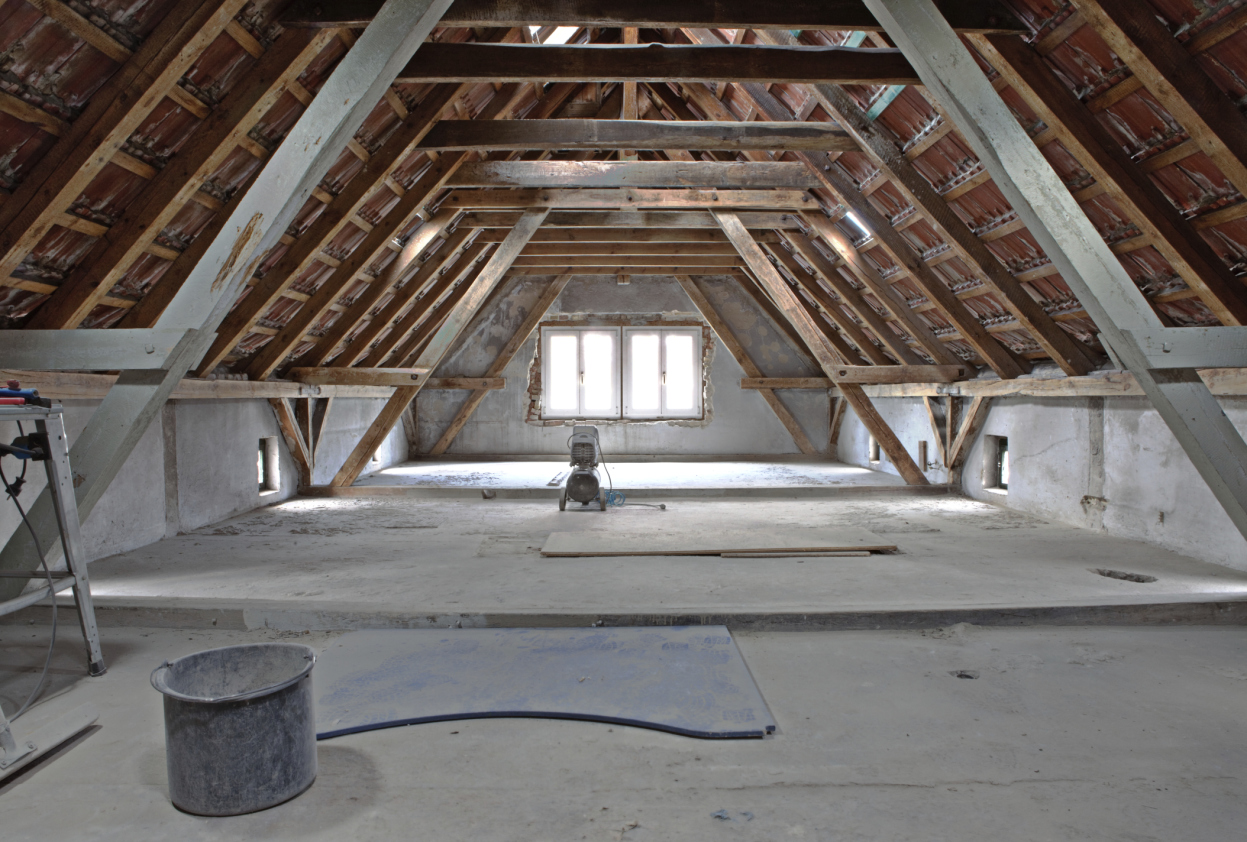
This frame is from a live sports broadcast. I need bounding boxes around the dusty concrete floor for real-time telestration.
[2,622,1246,840]
[356,460,904,490]
[79,494,1247,625]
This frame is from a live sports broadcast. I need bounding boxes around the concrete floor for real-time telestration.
[355,459,904,490]
[74,494,1247,629]
[2,622,1246,840]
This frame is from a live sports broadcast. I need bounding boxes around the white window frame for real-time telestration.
[622,327,704,420]
[540,326,621,419]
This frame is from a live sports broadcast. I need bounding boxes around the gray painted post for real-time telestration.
[864,0,1247,543]
[0,0,458,598]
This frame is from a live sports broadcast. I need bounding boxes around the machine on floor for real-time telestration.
[560,425,607,511]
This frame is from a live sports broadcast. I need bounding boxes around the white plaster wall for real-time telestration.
[416,274,830,456]
[0,401,166,566]
[0,396,410,563]
[837,393,1247,570]
[309,397,408,486]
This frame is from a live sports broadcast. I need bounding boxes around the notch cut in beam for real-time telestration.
[417,120,856,152]
[283,0,1026,32]
[395,43,920,85]
[446,161,824,189]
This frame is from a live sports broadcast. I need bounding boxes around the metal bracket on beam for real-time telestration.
[1125,327,1247,369]
[0,329,199,371]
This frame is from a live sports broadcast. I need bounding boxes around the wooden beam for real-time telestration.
[417,119,857,151]
[676,275,819,455]
[868,0,1247,537]
[514,255,742,266]
[193,80,473,376]
[945,395,990,473]
[975,32,1247,327]
[240,152,471,380]
[289,367,432,386]
[459,210,804,228]
[382,256,496,365]
[764,243,895,366]
[506,266,749,276]
[520,243,741,256]
[761,34,1096,373]
[444,188,815,209]
[270,397,314,485]
[0,0,248,285]
[292,213,470,369]
[741,378,835,389]
[428,273,573,454]
[1072,0,1247,202]
[0,0,463,600]
[827,365,966,384]
[26,28,330,329]
[702,72,1027,378]
[356,242,492,367]
[446,161,823,188]
[716,210,927,483]
[480,228,779,242]
[330,208,550,486]
[395,43,919,85]
[771,235,926,365]
[284,0,1026,32]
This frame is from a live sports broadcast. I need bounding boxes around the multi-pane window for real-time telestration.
[540,325,703,420]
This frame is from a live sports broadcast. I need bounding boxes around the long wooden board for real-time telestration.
[540,528,896,557]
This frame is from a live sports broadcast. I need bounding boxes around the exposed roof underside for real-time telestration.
[3,0,1247,384]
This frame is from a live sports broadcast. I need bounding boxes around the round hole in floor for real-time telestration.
[950,670,979,680]
[1092,568,1158,584]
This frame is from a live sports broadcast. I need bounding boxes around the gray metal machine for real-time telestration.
[560,425,607,511]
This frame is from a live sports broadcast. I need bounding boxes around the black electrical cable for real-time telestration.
[1,438,57,722]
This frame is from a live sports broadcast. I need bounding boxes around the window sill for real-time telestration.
[259,488,281,498]
[984,487,1008,497]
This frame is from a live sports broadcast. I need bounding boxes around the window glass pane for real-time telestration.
[547,333,579,412]
[581,331,616,413]
[629,333,661,412]
[664,333,697,412]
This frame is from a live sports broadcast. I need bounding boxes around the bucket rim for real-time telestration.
[150,642,316,704]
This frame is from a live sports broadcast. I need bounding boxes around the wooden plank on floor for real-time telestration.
[540,528,896,556]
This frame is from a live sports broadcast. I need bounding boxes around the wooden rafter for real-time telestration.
[717,211,927,484]
[680,68,1029,378]
[1071,0,1247,203]
[750,28,1097,375]
[764,242,896,365]
[240,147,475,380]
[361,242,493,367]
[26,28,335,329]
[428,272,574,455]
[330,208,549,487]
[191,77,476,375]
[0,0,250,286]
[291,210,465,369]
[973,32,1247,328]
[785,228,946,365]
[677,275,820,455]
[225,55,587,378]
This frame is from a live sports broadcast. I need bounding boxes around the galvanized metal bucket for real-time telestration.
[151,643,317,816]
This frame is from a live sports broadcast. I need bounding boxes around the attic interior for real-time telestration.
[3,0,1247,836]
